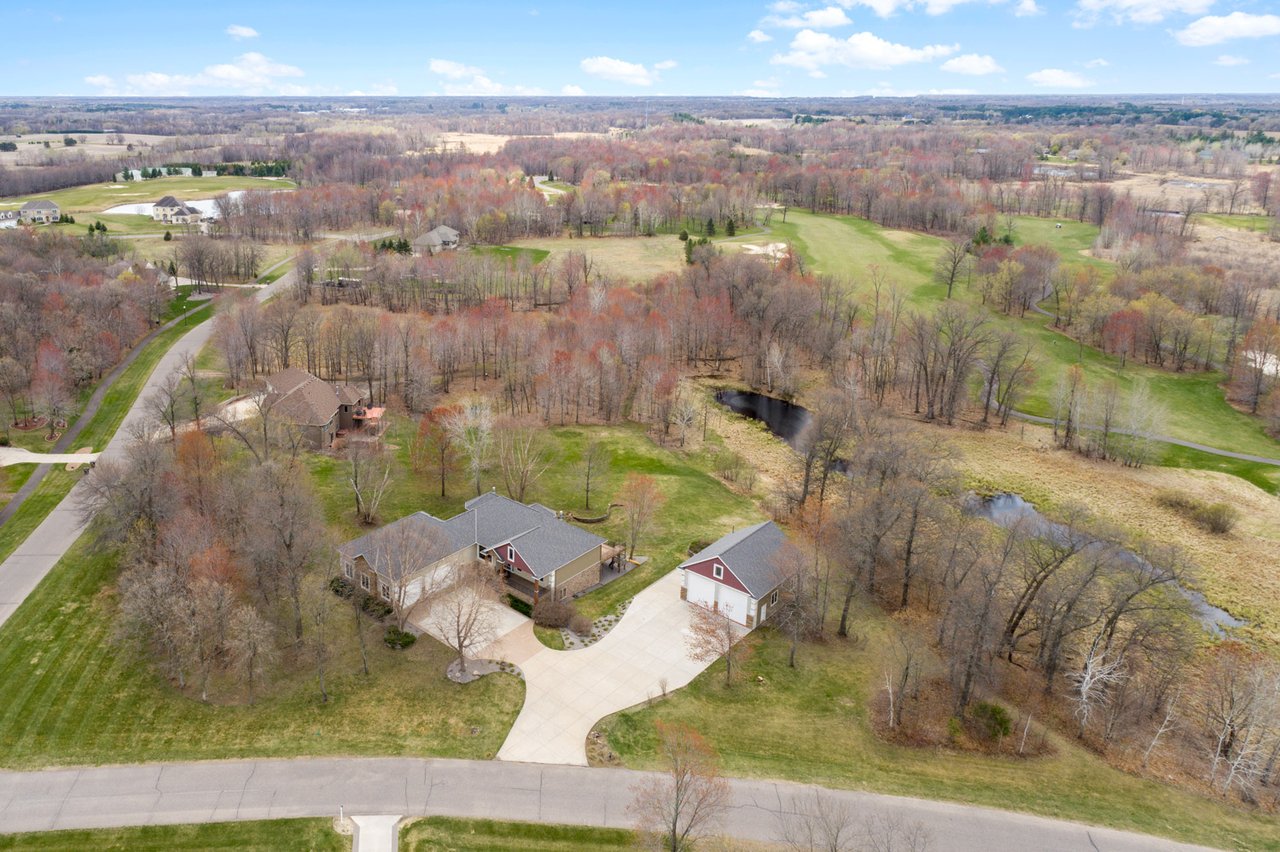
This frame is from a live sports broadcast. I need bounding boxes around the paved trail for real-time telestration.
[0,758,1215,851]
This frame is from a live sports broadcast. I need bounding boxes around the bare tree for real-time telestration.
[495,421,553,503]
[1067,633,1127,739]
[348,444,392,526]
[425,565,502,668]
[304,575,335,703]
[227,604,278,705]
[372,519,451,630]
[620,472,665,559]
[580,438,606,510]
[444,397,494,495]
[145,367,184,441]
[629,722,729,852]
[687,603,750,687]
[934,237,971,299]
[775,790,860,852]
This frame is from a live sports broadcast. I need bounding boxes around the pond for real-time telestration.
[967,493,1246,637]
[714,389,811,448]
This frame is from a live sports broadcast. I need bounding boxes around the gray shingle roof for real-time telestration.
[679,520,787,598]
[155,195,181,208]
[20,200,58,211]
[337,512,471,582]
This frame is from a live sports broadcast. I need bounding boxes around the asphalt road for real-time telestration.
[0,269,295,629]
[0,757,1214,851]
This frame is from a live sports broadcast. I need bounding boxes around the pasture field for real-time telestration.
[505,234,686,281]
[0,175,296,212]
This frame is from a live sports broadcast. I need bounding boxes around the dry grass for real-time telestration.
[945,420,1280,646]
[1109,170,1265,215]
[507,234,687,281]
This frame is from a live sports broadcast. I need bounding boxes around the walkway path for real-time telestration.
[0,757,1210,851]
[485,570,731,766]
[0,270,295,629]
[0,303,210,530]
[349,814,400,852]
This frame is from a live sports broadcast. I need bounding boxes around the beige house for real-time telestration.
[18,200,59,224]
[337,491,608,608]
[152,195,202,224]
[263,367,379,448]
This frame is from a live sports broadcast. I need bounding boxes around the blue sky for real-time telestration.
[8,0,1280,97]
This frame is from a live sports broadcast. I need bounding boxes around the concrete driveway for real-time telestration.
[494,569,714,766]
[411,585,529,654]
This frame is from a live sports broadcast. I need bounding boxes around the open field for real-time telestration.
[1197,212,1274,233]
[50,212,175,236]
[0,819,346,851]
[0,303,214,563]
[946,420,1280,646]
[0,176,296,212]
[505,234,686,281]
[400,817,631,851]
[0,133,171,169]
[596,617,1280,851]
[0,532,522,769]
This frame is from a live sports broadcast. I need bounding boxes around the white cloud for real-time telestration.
[429,59,484,79]
[225,24,259,39]
[747,29,774,42]
[561,84,586,95]
[83,52,305,96]
[1073,0,1212,26]
[1085,57,1110,67]
[1027,68,1093,88]
[772,28,956,72]
[1175,13,1280,46]
[346,82,399,96]
[428,58,543,94]
[764,5,853,28]
[1014,0,1043,15]
[738,77,782,96]
[1214,54,1249,66]
[579,56,674,86]
[940,53,1004,75]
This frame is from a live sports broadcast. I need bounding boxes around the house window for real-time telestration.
[712,563,723,580]
[360,574,370,591]
[770,589,779,606]
[507,546,515,562]
[343,564,353,580]
[379,583,390,600]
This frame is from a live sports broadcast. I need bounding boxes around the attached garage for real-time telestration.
[678,521,788,628]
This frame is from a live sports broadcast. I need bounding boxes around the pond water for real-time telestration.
[102,189,251,217]
[967,493,1246,637]
[715,389,811,448]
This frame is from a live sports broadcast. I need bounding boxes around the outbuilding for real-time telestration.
[678,520,788,628]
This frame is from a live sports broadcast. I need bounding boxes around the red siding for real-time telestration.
[504,545,535,577]
[682,557,750,595]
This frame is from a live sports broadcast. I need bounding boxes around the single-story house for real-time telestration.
[263,367,377,449]
[412,224,460,255]
[679,520,789,628]
[152,195,202,224]
[337,491,608,608]
[18,200,59,224]
[0,210,19,230]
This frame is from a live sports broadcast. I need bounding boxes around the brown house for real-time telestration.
[263,368,378,448]
[337,491,609,608]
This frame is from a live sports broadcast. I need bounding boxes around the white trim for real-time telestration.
[379,582,391,600]
[343,563,353,580]
[770,589,779,605]
[359,574,370,591]
[712,563,723,580]
[507,545,515,562]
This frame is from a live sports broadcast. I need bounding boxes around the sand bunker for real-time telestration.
[741,242,789,259]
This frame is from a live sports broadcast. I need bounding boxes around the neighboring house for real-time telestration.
[337,491,608,608]
[18,200,59,224]
[262,367,379,449]
[412,224,460,255]
[679,520,789,628]
[0,210,18,230]
[151,195,203,224]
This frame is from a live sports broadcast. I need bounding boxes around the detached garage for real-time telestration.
[679,521,788,628]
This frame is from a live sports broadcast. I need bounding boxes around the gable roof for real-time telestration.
[20,200,58,211]
[337,511,472,582]
[263,368,340,427]
[155,195,182,208]
[679,520,787,598]
[412,224,460,248]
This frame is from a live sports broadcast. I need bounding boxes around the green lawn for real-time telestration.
[1196,212,1274,233]
[597,612,1280,851]
[0,176,296,213]
[471,246,551,265]
[0,534,522,769]
[306,419,762,620]
[0,303,213,565]
[50,213,173,236]
[0,819,347,851]
[400,817,631,851]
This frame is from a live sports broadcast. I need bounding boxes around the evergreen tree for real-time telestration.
[163,231,172,242]
[705,217,716,236]
[726,218,736,237]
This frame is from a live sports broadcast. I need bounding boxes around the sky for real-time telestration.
[6,0,1280,97]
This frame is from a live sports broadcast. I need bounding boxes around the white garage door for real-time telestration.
[684,572,751,626]
[403,561,459,608]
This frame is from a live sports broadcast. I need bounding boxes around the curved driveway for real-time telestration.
[0,757,1213,851]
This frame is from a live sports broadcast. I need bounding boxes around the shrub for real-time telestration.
[507,594,533,617]
[383,628,416,649]
[1194,502,1239,534]
[569,614,594,636]
[687,539,712,556]
[533,597,576,628]
[972,702,1012,741]
[361,594,393,620]
[329,575,354,598]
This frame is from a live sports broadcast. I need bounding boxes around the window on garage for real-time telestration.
[712,563,723,580]
[507,545,515,562]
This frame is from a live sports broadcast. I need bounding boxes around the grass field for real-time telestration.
[399,817,632,851]
[0,176,296,213]
[596,614,1280,850]
[1196,212,1274,233]
[0,532,522,769]
[305,417,762,620]
[0,819,347,851]
[472,245,551,265]
[50,212,173,236]
[506,234,686,281]
[0,303,213,565]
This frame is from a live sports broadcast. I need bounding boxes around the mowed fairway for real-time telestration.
[506,234,686,281]
[0,175,296,213]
